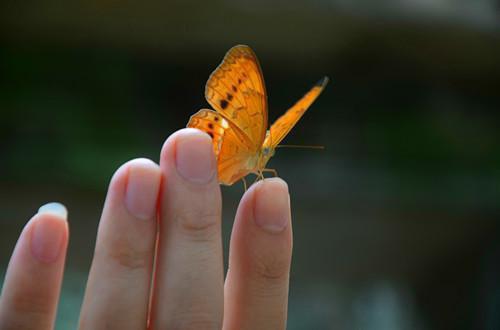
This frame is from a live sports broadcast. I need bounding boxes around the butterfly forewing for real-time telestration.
[205,45,268,150]
[263,76,329,149]
[187,109,257,185]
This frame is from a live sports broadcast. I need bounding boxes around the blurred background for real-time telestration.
[1,0,500,329]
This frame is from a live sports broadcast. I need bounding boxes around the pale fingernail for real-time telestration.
[32,202,67,263]
[175,129,215,184]
[125,159,162,220]
[254,178,290,233]
[38,202,68,218]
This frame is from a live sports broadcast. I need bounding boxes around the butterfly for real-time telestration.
[187,45,328,188]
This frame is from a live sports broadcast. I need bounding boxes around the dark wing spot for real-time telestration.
[220,99,228,109]
[232,85,237,92]
[214,116,219,122]
[238,78,242,84]
[208,132,214,139]
[208,123,214,129]
[227,93,233,101]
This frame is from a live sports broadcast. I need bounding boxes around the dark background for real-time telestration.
[1,1,500,329]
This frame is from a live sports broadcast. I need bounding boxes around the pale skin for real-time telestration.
[0,128,293,330]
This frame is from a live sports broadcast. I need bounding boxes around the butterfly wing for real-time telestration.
[263,76,329,149]
[187,109,258,185]
[205,45,267,151]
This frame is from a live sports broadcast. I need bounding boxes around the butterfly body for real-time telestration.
[187,45,328,186]
[244,142,275,177]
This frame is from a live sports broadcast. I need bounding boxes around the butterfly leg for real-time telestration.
[259,171,265,181]
[241,177,248,191]
[262,168,278,178]
[252,171,264,184]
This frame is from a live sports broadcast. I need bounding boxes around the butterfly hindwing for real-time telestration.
[205,45,267,150]
[263,76,329,149]
[187,109,257,185]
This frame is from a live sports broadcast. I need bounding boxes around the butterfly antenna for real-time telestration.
[276,144,325,150]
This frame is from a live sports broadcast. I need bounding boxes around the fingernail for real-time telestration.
[175,129,215,184]
[31,202,67,263]
[38,202,68,218]
[254,178,290,233]
[125,159,161,220]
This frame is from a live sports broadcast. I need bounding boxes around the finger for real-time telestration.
[79,158,161,329]
[224,178,292,330]
[0,203,69,330]
[150,128,223,329]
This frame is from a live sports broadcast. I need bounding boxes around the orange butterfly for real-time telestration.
[187,45,328,188]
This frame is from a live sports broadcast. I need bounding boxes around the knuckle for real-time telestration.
[96,238,151,271]
[109,248,150,270]
[252,250,290,282]
[10,293,52,315]
[174,210,220,242]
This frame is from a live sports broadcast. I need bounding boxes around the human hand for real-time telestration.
[0,128,293,329]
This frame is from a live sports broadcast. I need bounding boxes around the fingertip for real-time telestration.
[108,161,131,193]
[38,202,68,219]
[125,158,162,220]
[30,204,69,263]
[128,157,160,169]
[175,130,215,184]
[256,177,289,194]
[253,178,290,234]
[107,157,161,198]
[160,128,208,163]
[160,129,216,184]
